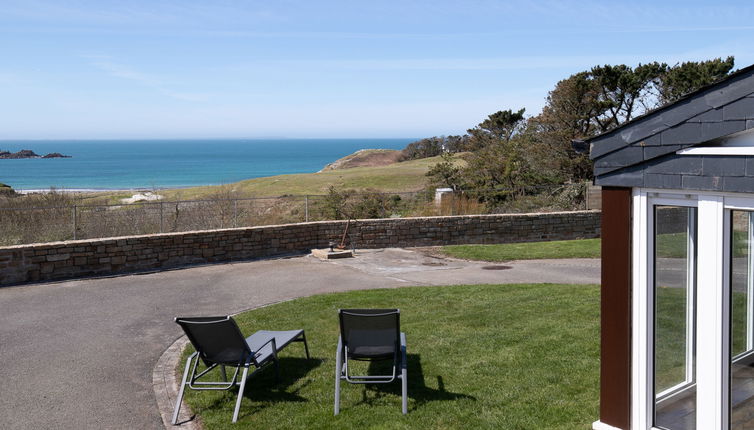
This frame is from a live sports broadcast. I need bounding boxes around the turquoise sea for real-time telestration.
[0,139,413,191]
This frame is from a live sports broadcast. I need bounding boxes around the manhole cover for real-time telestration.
[422,262,446,266]
[482,265,512,270]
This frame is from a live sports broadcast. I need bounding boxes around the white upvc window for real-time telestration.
[633,189,754,430]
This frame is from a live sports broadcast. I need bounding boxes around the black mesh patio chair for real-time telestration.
[172,316,309,424]
[334,309,407,415]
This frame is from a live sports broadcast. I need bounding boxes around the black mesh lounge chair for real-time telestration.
[172,316,309,424]
[334,309,407,415]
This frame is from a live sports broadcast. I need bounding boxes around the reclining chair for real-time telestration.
[172,316,309,424]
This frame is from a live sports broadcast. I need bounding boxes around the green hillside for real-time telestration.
[159,154,464,200]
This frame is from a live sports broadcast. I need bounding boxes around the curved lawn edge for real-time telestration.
[441,238,601,262]
[177,283,600,430]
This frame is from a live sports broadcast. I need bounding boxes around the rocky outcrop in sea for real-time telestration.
[0,150,71,159]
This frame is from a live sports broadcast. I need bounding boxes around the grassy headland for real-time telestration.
[159,153,465,200]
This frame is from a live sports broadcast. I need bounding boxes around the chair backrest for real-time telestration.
[339,309,400,360]
[175,316,251,366]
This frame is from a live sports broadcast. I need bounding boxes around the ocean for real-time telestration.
[0,139,414,191]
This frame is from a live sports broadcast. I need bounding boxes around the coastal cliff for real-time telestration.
[319,149,402,172]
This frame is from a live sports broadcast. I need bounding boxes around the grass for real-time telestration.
[181,284,600,429]
[160,155,465,200]
[439,232,703,263]
[441,238,601,261]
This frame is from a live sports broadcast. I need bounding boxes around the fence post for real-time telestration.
[159,202,164,233]
[305,195,309,222]
[233,200,238,228]
[72,205,77,240]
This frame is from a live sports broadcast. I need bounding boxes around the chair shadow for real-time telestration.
[198,356,322,420]
[354,353,476,410]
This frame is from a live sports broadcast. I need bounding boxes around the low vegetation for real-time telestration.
[181,284,599,429]
[442,239,601,261]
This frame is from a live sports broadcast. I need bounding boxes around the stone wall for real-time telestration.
[0,211,600,286]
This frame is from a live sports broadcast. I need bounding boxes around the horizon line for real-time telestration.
[0,136,422,141]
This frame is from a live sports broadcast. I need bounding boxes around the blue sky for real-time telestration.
[2,1,754,139]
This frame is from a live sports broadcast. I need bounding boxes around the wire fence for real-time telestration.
[0,184,592,246]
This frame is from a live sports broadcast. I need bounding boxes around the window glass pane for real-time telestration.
[654,206,696,430]
[730,210,754,429]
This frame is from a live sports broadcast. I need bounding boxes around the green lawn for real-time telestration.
[441,239,601,261]
[181,284,599,429]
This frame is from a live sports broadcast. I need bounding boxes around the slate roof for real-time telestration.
[588,64,754,190]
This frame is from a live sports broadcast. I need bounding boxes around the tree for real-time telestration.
[401,135,471,160]
[456,110,561,204]
[465,108,526,151]
[588,62,667,130]
[532,57,736,182]
[401,137,444,160]
[422,57,737,188]
[531,73,603,182]
[319,186,352,220]
[656,57,735,104]
[426,152,463,191]
[443,135,471,153]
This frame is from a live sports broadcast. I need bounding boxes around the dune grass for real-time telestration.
[161,155,464,200]
[180,284,599,429]
[441,238,601,262]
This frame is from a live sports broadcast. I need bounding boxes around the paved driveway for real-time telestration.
[0,248,599,429]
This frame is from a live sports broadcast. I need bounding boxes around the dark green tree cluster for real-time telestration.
[426,57,736,202]
[400,135,470,160]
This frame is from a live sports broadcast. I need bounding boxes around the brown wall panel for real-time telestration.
[600,187,632,429]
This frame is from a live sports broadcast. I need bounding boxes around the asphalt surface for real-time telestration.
[0,248,600,429]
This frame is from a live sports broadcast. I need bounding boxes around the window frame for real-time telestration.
[633,191,700,430]
[630,189,754,430]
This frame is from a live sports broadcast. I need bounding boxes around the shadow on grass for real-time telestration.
[242,356,322,396]
[353,354,476,411]
[190,356,323,422]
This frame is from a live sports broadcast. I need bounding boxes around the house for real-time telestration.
[589,64,754,430]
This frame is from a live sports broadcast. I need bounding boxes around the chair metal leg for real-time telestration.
[172,353,195,425]
[232,366,250,423]
[334,337,342,415]
[401,366,408,414]
[401,332,408,415]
